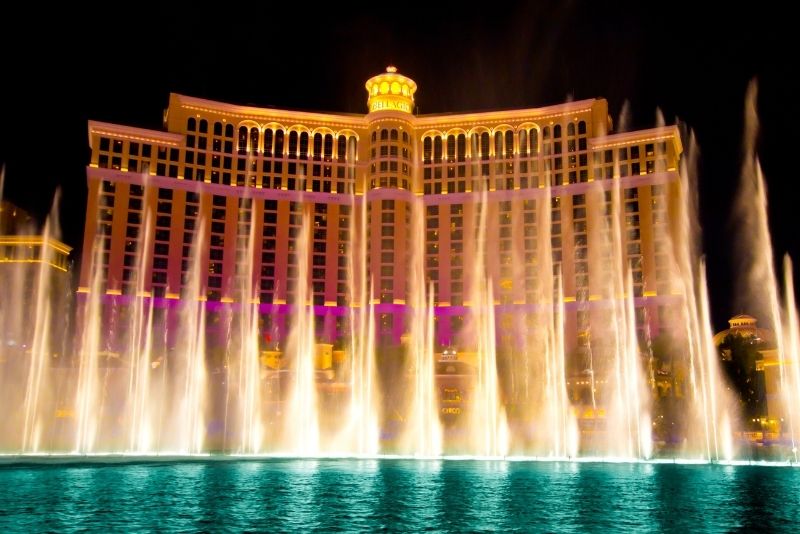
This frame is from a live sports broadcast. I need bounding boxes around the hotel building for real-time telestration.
[80,67,682,357]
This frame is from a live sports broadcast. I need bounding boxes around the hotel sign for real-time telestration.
[369,98,412,113]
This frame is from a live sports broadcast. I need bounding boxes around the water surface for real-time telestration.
[0,459,798,532]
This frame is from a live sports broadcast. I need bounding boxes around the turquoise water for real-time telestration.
[0,459,798,532]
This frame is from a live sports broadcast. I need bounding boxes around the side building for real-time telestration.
[79,67,683,367]
[0,200,72,362]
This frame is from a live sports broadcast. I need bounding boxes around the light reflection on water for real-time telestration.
[1,460,799,532]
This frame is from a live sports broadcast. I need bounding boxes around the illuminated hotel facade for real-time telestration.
[80,67,682,354]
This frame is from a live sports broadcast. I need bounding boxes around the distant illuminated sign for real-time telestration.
[369,98,412,113]
[440,348,457,361]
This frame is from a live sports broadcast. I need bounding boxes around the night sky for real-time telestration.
[0,3,795,331]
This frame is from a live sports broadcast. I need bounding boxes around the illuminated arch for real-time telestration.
[237,120,261,153]
[335,129,360,161]
[491,124,514,158]
[262,121,287,132]
[465,126,489,160]
[311,126,336,137]
[286,124,312,135]
[420,129,445,140]
[517,122,541,157]
[336,128,359,141]
[444,127,468,138]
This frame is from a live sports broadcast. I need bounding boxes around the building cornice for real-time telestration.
[88,121,184,149]
[590,125,683,154]
[172,94,368,129]
[0,235,73,255]
[169,94,608,132]
[412,98,601,129]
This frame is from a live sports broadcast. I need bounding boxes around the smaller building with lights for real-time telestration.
[0,200,73,364]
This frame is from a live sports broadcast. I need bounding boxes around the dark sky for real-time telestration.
[0,3,796,331]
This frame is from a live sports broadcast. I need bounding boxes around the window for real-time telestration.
[423,137,432,164]
[529,129,538,155]
[274,130,284,157]
[313,133,322,160]
[238,126,247,154]
[324,134,333,161]
[480,132,490,160]
[250,128,259,155]
[337,135,346,163]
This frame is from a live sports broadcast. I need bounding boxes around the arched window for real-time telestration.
[578,121,586,135]
[529,129,538,155]
[446,136,456,162]
[225,124,234,137]
[199,119,208,134]
[495,132,503,157]
[543,126,550,140]
[519,130,528,157]
[274,130,284,157]
[457,134,466,162]
[288,131,298,158]
[390,129,398,141]
[480,132,490,160]
[187,118,196,131]
[324,134,333,161]
[238,126,248,155]
[380,129,389,141]
[505,131,514,159]
[402,132,409,143]
[553,124,561,138]
[433,137,443,164]
[347,137,357,163]
[263,129,273,157]
[313,133,323,161]
[299,132,309,160]
[567,123,576,137]
[423,137,432,164]
[371,131,377,142]
[337,135,346,163]
[250,128,259,155]
[214,122,223,136]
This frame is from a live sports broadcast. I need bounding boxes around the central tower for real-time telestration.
[364,67,418,342]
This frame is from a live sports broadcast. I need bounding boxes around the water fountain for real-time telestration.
[20,197,60,453]
[465,191,508,457]
[1,90,798,463]
[733,82,800,459]
[404,196,443,457]
[781,256,800,460]
[342,195,380,455]
[231,195,263,454]
[282,211,320,455]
